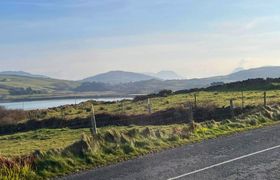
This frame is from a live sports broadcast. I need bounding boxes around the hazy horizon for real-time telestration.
[1,0,280,80]
[3,65,280,81]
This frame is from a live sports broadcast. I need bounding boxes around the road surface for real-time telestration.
[62,124,280,180]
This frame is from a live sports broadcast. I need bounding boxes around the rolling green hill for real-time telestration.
[0,71,49,78]
[0,75,81,101]
[0,75,79,92]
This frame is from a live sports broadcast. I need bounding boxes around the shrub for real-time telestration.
[0,106,26,125]
[168,135,180,142]
[99,107,105,111]
[121,144,135,154]
[126,106,132,110]
[248,119,258,126]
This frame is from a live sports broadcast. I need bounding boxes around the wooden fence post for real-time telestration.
[61,111,65,120]
[264,91,267,107]
[241,91,244,110]
[121,101,125,114]
[230,99,234,119]
[188,104,194,122]
[147,98,152,114]
[28,111,32,121]
[194,94,197,109]
[90,105,97,136]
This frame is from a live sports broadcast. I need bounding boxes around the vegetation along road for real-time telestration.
[2,79,280,179]
[63,124,280,180]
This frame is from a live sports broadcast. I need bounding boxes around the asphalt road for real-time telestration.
[63,124,280,180]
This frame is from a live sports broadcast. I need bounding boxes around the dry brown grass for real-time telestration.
[0,106,26,125]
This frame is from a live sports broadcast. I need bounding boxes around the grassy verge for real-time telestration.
[1,105,280,179]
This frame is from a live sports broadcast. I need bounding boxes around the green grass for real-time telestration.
[0,75,79,92]
[0,75,83,101]
[1,105,280,179]
[0,75,123,102]
[0,88,9,95]
[0,128,90,157]
[34,90,280,121]
[0,165,37,180]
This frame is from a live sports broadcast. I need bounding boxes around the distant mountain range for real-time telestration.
[76,66,280,94]
[0,71,49,78]
[226,66,280,81]
[159,66,280,91]
[1,66,280,101]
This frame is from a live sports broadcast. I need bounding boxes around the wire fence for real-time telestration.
[0,91,275,135]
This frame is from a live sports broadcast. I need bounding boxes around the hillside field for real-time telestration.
[0,75,122,102]
[29,90,280,121]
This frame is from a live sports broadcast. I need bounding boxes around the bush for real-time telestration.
[121,144,135,154]
[133,89,173,101]
[126,106,132,110]
[168,135,180,142]
[99,107,105,111]
[0,106,26,125]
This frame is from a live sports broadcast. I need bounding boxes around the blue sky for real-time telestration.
[1,0,280,80]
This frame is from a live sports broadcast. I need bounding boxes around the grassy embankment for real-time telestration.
[1,105,280,179]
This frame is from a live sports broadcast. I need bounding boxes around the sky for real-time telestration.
[1,0,280,80]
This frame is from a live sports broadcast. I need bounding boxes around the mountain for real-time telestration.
[0,71,49,78]
[174,66,280,90]
[146,71,183,80]
[168,66,280,90]
[2,66,280,101]
[75,66,280,94]
[81,71,156,84]
[227,66,280,81]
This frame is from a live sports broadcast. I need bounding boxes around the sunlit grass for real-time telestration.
[36,90,280,121]
[0,128,90,157]
[0,165,38,180]
[1,105,280,179]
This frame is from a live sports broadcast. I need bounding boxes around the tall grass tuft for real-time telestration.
[0,156,38,180]
[0,165,38,180]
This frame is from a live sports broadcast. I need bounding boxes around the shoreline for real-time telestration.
[0,95,135,103]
